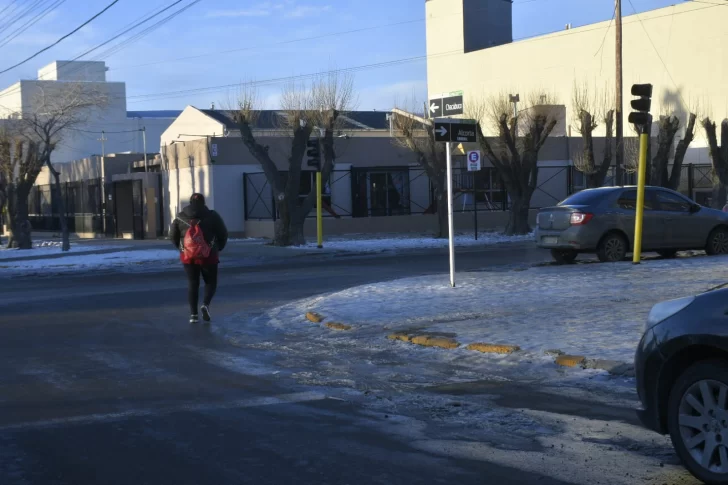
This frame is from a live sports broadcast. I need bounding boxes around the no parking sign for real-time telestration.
[467,150,481,171]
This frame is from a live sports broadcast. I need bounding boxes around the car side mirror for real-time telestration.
[690,204,701,213]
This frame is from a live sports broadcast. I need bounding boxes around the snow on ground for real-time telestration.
[0,241,129,260]
[257,255,728,364]
[286,232,534,252]
[0,249,179,274]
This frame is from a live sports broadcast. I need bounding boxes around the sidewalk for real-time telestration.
[0,233,537,276]
[251,254,728,381]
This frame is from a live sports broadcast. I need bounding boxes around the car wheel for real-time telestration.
[550,249,577,264]
[597,233,627,263]
[668,361,728,485]
[658,250,679,259]
[706,228,728,256]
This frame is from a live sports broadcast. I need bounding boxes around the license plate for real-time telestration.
[542,237,559,245]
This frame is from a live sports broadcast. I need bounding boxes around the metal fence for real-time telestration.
[28,179,109,234]
[243,165,568,221]
[243,163,717,221]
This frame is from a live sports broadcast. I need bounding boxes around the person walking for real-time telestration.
[171,193,228,324]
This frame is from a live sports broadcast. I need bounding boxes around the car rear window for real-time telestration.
[559,190,604,206]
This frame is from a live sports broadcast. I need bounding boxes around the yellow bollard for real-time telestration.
[632,132,650,264]
[316,171,323,249]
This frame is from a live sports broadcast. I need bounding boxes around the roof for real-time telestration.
[198,109,391,131]
[127,110,183,118]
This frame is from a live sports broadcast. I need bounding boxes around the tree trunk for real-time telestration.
[432,171,447,238]
[713,179,727,210]
[668,113,696,191]
[6,183,32,249]
[505,194,531,236]
[50,169,70,252]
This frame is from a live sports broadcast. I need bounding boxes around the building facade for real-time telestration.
[0,60,179,164]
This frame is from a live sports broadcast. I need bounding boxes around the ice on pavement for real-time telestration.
[286,232,534,252]
[0,249,179,274]
[0,240,129,260]
[261,255,728,363]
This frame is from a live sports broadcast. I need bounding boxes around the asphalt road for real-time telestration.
[0,245,698,484]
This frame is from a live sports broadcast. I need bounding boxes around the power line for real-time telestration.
[626,0,687,107]
[88,0,201,61]
[0,0,122,75]
[0,0,67,50]
[70,0,184,61]
[0,0,46,37]
[123,2,723,104]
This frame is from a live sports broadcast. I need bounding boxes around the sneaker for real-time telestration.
[201,305,211,323]
[190,314,199,324]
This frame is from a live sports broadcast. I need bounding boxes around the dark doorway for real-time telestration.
[113,180,144,239]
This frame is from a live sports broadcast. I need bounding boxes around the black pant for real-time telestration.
[183,264,218,315]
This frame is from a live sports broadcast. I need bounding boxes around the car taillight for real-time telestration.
[570,212,593,225]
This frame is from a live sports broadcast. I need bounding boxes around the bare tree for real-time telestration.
[0,127,43,249]
[702,117,728,209]
[470,93,559,235]
[650,113,697,190]
[18,84,108,251]
[572,83,614,188]
[391,105,447,238]
[234,73,355,246]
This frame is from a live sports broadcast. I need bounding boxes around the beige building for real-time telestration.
[426,0,728,163]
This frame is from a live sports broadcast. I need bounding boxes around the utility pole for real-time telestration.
[615,0,624,186]
[142,126,148,172]
[98,131,107,234]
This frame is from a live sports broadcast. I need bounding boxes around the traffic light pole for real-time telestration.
[316,170,323,249]
[632,125,650,264]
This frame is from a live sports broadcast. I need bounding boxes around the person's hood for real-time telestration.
[181,203,210,220]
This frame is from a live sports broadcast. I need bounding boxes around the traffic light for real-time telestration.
[628,83,653,128]
[307,138,321,171]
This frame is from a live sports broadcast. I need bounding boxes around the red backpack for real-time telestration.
[182,219,211,263]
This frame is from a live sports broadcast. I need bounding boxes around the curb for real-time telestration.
[305,311,635,378]
[306,312,324,323]
[466,343,521,354]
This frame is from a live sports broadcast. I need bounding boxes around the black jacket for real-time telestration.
[171,204,228,255]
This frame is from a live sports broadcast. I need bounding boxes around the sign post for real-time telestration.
[467,150,481,240]
[429,91,464,118]
[434,118,478,288]
[445,141,456,288]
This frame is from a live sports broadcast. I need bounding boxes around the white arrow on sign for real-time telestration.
[429,102,440,113]
[436,126,448,137]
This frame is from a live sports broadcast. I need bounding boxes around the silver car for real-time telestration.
[536,186,728,263]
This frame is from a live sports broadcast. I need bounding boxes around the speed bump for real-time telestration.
[466,343,521,354]
[410,335,459,349]
[387,332,413,342]
[555,355,586,368]
[326,322,352,331]
[305,312,324,323]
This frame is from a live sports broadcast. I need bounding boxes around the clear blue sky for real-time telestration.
[0,0,688,111]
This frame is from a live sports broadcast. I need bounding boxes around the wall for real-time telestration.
[160,106,225,146]
[426,0,728,148]
[244,211,539,239]
[207,135,420,170]
[210,164,260,235]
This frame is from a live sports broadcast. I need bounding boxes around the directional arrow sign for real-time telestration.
[428,99,443,117]
[434,122,450,142]
[434,118,478,143]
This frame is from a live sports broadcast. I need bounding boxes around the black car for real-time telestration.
[636,287,728,484]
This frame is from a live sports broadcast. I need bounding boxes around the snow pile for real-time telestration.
[0,249,179,274]
[0,241,129,261]
[262,256,728,363]
[287,232,535,253]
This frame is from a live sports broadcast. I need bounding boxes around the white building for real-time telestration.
[0,60,179,164]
